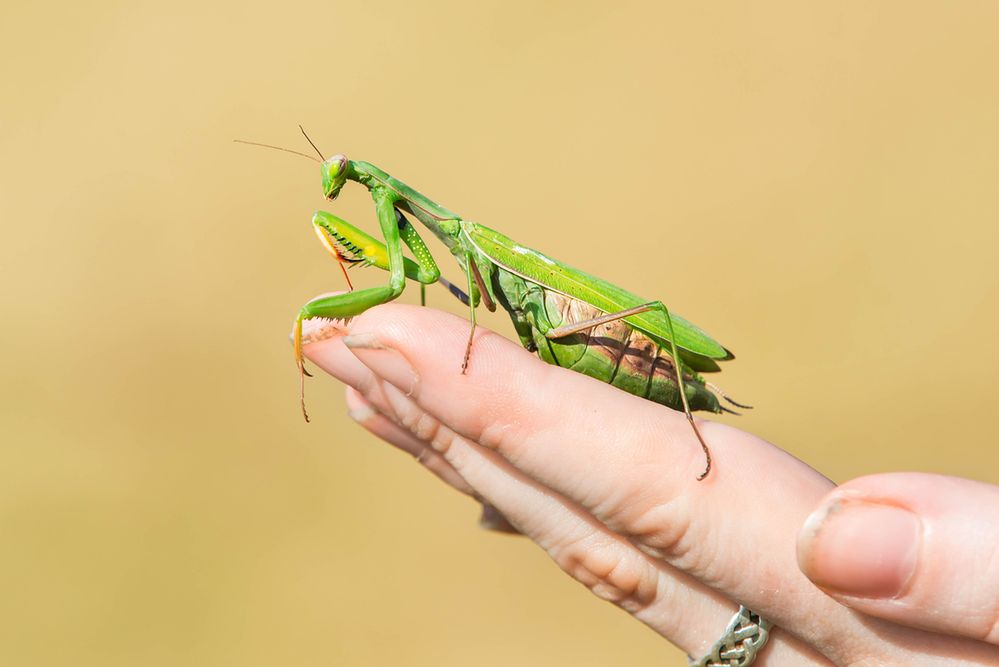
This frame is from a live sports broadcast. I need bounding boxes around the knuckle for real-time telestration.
[376,380,428,430]
[411,410,445,447]
[589,469,696,561]
[369,377,466,461]
[361,381,402,425]
[551,532,659,611]
[620,498,696,561]
[388,391,446,449]
[352,364,379,398]
[476,419,526,461]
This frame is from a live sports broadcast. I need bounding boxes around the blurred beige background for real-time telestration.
[2,2,998,665]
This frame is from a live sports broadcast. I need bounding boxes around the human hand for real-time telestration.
[301,303,999,665]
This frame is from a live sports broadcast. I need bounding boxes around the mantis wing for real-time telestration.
[463,223,733,364]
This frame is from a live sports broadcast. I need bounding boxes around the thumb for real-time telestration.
[797,472,999,645]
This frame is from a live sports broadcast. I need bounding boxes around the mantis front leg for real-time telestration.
[293,188,440,420]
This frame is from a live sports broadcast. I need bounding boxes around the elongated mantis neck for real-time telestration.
[347,160,459,220]
[346,160,464,252]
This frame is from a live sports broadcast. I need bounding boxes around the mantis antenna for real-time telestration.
[232,139,320,163]
[299,125,325,161]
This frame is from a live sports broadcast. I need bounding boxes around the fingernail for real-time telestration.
[347,402,377,424]
[342,333,420,397]
[341,332,387,350]
[798,498,920,598]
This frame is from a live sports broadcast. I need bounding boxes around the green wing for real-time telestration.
[465,223,733,362]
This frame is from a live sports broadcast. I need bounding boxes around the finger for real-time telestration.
[347,386,518,533]
[309,304,999,666]
[345,386,476,497]
[333,308,829,595]
[346,386,520,534]
[347,374,826,664]
[798,472,999,644]
[302,318,475,497]
[309,329,516,532]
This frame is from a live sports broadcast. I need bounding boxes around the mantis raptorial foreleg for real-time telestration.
[544,300,714,480]
[293,189,441,420]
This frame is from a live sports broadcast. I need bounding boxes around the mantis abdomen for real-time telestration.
[492,268,723,414]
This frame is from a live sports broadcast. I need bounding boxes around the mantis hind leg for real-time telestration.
[655,301,713,481]
[544,301,714,480]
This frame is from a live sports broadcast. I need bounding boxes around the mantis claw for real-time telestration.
[300,386,311,422]
[461,325,475,374]
[293,316,311,421]
[686,414,712,481]
[298,357,311,423]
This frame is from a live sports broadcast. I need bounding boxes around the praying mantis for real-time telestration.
[239,130,747,479]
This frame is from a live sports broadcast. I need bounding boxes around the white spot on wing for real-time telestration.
[512,244,554,265]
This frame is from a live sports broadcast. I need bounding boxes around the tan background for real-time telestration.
[3,2,999,665]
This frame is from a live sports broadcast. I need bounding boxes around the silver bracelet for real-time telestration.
[688,606,773,667]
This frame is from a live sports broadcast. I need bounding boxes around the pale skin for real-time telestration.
[300,303,999,666]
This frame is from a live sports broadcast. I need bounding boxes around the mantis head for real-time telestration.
[321,155,349,200]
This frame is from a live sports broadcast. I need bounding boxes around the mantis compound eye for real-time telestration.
[321,154,349,200]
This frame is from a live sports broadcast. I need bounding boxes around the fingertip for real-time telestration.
[344,386,377,424]
[798,472,999,643]
[797,496,920,598]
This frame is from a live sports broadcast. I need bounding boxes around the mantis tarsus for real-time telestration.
[240,131,748,480]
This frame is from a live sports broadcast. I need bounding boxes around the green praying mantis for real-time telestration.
[238,130,748,480]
